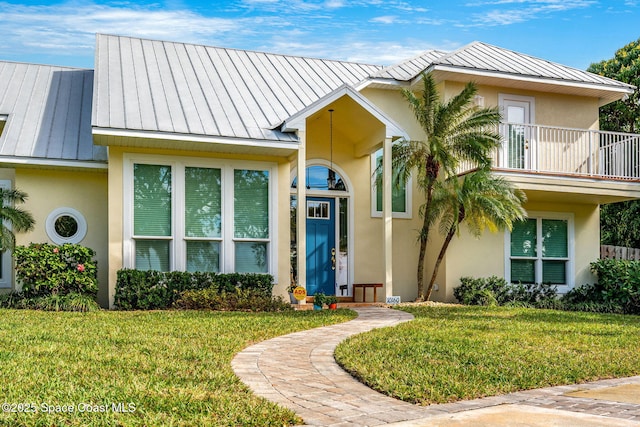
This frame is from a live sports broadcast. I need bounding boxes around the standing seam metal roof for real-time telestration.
[372,41,633,91]
[92,34,382,142]
[0,61,106,163]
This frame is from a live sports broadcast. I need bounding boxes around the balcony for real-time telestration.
[463,123,640,181]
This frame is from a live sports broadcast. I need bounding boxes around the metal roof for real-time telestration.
[92,34,382,142]
[0,61,106,166]
[371,49,448,81]
[371,41,634,93]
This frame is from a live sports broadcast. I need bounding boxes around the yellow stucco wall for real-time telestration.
[9,167,109,305]
[433,199,600,302]
[441,81,599,130]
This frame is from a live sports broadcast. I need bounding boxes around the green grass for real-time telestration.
[335,305,640,405]
[0,308,356,426]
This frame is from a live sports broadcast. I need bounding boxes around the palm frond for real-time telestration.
[0,188,35,251]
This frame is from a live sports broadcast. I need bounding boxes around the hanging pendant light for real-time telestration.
[327,109,336,190]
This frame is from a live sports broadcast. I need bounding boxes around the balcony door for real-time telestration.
[500,95,535,170]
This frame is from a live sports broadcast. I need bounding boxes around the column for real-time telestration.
[383,136,393,299]
[296,131,307,305]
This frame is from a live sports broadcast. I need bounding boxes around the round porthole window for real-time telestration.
[46,208,87,244]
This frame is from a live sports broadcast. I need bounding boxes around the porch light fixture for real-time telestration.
[327,109,336,190]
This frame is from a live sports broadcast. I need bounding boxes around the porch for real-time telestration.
[467,123,640,181]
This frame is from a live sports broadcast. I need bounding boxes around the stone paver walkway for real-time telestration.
[232,306,640,426]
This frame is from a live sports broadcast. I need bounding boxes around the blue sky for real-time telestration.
[0,0,638,71]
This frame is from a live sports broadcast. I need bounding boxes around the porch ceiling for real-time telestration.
[499,171,640,204]
[306,95,387,154]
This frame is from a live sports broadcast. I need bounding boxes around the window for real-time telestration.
[307,201,330,219]
[46,207,88,245]
[371,149,411,218]
[507,213,573,289]
[185,167,221,273]
[0,180,11,289]
[125,155,276,277]
[234,169,270,273]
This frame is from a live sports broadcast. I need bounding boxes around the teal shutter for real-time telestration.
[185,167,221,238]
[510,219,537,257]
[511,260,535,283]
[542,219,568,257]
[134,164,171,236]
[234,169,269,272]
[542,260,566,284]
[234,169,269,239]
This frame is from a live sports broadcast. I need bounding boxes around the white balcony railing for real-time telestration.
[461,123,640,180]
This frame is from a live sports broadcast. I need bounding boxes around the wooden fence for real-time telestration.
[600,245,640,261]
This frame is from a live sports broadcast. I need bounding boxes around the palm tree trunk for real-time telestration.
[426,205,465,301]
[425,225,456,301]
[416,180,435,301]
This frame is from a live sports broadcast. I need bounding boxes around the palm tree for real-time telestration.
[425,169,527,300]
[394,72,502,300]
[0,188,35,252]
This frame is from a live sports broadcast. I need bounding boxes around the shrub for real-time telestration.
[114,269,275,310]
[454,276,557,307]
[559,259,640,314]
[14,243,98,297]
[174,287,292,312]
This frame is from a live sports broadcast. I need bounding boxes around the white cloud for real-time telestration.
[370,15,399,24]
[464,0,596,27]
[0,2,246,59]
[268,38,458,65]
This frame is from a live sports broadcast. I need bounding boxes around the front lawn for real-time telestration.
[0,309,356,426]
[335,305,640,405]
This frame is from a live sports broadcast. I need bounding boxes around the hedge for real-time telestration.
[453,276,557,307]
[114,269,275,310]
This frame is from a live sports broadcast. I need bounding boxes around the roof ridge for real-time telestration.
[96,33,384,70]
[0,59,91,71]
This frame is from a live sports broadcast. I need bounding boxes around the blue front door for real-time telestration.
[306,197,336,296]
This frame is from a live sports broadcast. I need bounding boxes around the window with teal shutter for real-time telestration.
[511,259,535,283]
[542,260,566,284]
[234,169,269,272]
[509,216,570,286]
[234,169,269,239]
[541,219,568,284]
[134,164,171,271]
[134,164,171,236]
[185,167,221,272]
[128,160,273,275]
[374,150,407,213]
[510,219,536,257]
[185,167,221,238]
[542,219,567,258]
